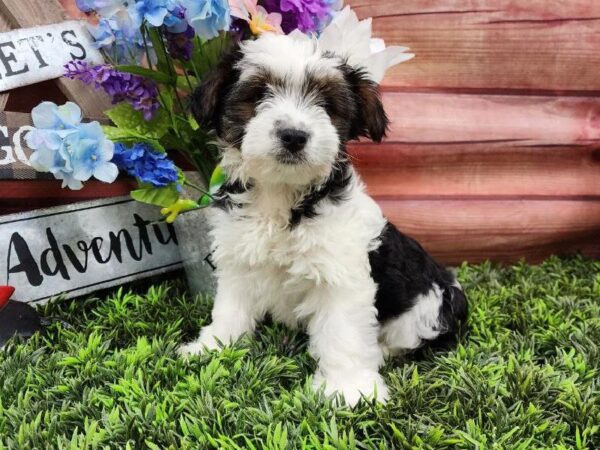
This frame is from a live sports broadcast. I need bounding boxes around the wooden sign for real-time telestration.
[0,197,183,305]
[0,111,41,180]
[0,20,102,92]
[0,0,111,118]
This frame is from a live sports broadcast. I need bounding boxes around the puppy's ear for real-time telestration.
[190,46,242,132]
[343,66,389,142]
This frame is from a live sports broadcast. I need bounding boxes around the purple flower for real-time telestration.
[113,142,179,187]
[64,61,160,121]
[164,24,195,60]
[263,0,332,33]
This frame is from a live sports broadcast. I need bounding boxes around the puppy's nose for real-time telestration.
[278,128,308,153]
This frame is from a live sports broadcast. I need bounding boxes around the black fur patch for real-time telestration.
[340,64,389,143]
[190,46,243,136]
[368,223,467,341]
[219,71,279,146]
[302,71,358,143]
[289,158,352,228]
[212,179,250,211]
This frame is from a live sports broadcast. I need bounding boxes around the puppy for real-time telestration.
[179,33,467,406]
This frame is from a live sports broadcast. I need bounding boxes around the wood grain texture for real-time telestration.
[351,144,600,197]
[381,199,600,264]
[346,0,600,92]
[0,9,11,109]
[0,0,111,118]
[0,179,136,214]
[377,92,600,144]
[348,91,600,199]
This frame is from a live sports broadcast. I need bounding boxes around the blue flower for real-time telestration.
[25,102,118,190]
[181,0,230,40]
[164,2,189,33]
[87,19,145,64]
[135,0,169,27]
[113,142,179,187]
[69,122,119,183]
[87,19,116,49]
[75,0,96,12]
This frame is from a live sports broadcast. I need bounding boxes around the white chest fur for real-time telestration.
[208,180,386,290]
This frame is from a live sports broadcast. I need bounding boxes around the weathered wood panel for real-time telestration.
[0,6,11,109]
[377,92,600,144]
[347,0,600,92]
[381,199,600,264]
[349,91,600,199]
[0,180,136,214]
[351,144,600,197]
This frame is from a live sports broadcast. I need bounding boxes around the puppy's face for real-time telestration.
[192,34,388,186]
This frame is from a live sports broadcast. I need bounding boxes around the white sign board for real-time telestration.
[0,21,103,92]
[0,197,183,304]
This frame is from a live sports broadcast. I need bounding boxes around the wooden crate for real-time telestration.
[346,0,600,264]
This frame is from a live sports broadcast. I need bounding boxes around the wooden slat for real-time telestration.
[58,0,87,20]
[381,199,600,264]
[348,92,600,197]
[0,179,136,214]
[378,92,600,144]
[346,0,600,92]
[0,8,11,109]
[351,144,600,197]
[0,0,111,119]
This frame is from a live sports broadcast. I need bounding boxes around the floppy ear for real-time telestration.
[343,66,389,142]
[190,46,242,133]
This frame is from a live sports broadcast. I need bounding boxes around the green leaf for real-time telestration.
[105,102,170,140]
[189,34,231,78]
[198,165,227,206]
[188,114,199,131]
[115,65,174,84]
[208,165,227,194]
[147,27,170,74]
[130,183,180,208]
[102,125,137,141]
[102,125,166,153]
[176,75,198,92]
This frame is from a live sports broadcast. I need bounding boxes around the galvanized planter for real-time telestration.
[173,207,217,298]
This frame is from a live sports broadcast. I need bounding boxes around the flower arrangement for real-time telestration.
[26,0,412,222]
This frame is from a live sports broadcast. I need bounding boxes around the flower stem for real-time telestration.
[183,180,214,199]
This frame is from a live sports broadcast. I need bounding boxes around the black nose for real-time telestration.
[278,128,308,153]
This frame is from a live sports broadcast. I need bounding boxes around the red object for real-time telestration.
[0,286,15,311]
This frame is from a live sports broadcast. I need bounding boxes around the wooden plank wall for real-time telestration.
[346,0,600,263]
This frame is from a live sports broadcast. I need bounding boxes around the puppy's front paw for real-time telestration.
[313,371,390,407]
[177,326,222,358]
[176,341,205,358]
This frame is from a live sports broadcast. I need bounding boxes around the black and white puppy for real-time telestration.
[179,33,467,406]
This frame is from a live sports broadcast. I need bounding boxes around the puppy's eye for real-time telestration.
[241,86,267,104]
[322,98,337,117]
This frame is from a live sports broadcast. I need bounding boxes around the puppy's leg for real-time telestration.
[305,284,388,406]
[178,275,258,356]
[379,282,467,355]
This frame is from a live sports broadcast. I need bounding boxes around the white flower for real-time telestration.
[318,6,414,83]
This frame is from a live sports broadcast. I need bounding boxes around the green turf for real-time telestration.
[0,256,598,449]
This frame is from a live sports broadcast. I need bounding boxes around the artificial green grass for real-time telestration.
[0,256,598,449]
